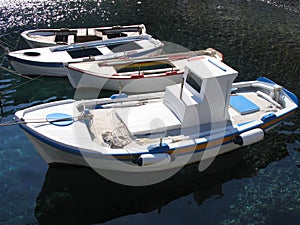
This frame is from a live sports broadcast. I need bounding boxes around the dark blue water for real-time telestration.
[0,0,299,224]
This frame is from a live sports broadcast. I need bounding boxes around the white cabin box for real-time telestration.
[163,57,238,128]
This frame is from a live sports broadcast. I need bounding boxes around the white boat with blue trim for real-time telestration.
[21,24,146,48]
[65,48,223,93]
[7,35,163,77]
[14,56,298,172]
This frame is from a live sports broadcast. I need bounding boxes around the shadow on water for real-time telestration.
[35,142,289,225]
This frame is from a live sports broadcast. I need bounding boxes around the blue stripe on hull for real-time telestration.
[7,54,64,68]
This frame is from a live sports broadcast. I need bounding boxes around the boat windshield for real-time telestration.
[186,71,202,93]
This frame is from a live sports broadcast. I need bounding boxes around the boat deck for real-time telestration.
[229,88,279,126]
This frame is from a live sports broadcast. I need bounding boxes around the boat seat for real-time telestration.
[230,95,260,115]
[68,35,75,44]
[116,102,181,135]
[55,34,68,44]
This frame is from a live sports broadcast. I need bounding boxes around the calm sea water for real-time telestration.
[0,0,299,224]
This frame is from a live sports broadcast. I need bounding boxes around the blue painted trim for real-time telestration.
[148,143,170,153]
[208,58,226,71]
[257,77,276,84]
[284,88,299,106]
[257,77,298,106]
[110,93,128,99]
[261,113,276,123]
[237,120,255,127]
[7,54,63,68]
[95,104,103,109]
[19,123,138,160]
[20,124,83,156]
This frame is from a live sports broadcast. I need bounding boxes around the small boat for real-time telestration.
[21,24,147,48]
[14,56,298,172]
[65,48,223,93]
[7,35,163,77]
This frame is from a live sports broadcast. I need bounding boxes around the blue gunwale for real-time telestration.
[257,77,299,106]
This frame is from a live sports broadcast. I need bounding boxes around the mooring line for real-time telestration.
[0,116,81,127]
[0,39,12,52]
[0,75,43,94]
[0,65,33,80]
[0,36,18,51]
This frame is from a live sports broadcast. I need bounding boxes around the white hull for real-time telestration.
[8,35,163,77]
[67,68,183,92]
[66,49,223,92]
[24,128,240,172]
[9,60,66,77]
[15,56,298,175]
[21,24,147,48]
[25,40,57,48]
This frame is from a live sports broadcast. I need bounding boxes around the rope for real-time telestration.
[0,65,33,80]
[0,75,43,94]
[0,98,3,116]
[0,116,82,127]
[14,36,21,50]
[0,35,19,51]
[0,39,13,51]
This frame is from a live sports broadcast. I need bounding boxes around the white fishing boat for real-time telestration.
[14,56,298,172]
[65,48,223,93]
[21,24,146,48]
[7,35,163,77]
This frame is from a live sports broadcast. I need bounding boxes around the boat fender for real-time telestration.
[137,153,171,167]
[234,128,264,146]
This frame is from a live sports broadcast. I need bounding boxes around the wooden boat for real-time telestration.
[65,48,223,93]
[14,56,298,172]
[7,35,163,77]
[21,24,147,48]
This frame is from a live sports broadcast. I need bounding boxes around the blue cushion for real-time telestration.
[230,95,259,115]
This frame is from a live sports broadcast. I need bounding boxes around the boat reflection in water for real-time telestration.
[35,144,288,225]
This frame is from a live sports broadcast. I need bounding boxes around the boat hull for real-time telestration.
[14,58,298,176]
[21,24,147,48]
[67,68,183,93]
[8,34,163,77]
[7,49,162,77]
[25,39,57,48]
[8,57,66,77]
[22,127,241,172]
